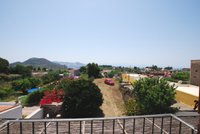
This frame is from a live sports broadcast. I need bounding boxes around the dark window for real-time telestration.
[196,70,198,72]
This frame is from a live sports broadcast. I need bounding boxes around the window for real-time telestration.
[195,70,198,72]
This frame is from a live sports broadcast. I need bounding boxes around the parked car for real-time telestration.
[104,79,114,85]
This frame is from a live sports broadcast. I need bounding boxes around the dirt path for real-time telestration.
[93,78,125,117]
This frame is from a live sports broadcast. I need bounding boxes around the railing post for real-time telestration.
[7,123,9,134]
[152,117,154,134]
[91,120,93,134]
[113,119,115,134]
[123,119,125,134]
[32,122,34,134]
[179,122,182,134]
[170,116,172,134]
[20,122,22,134]
[80,121,82,134]
[44,122,46,134]
[161,117,163,134]
[68,121,70,134]
[102,120,104,134]
[143,118,145,134]
[56,122,58,134]
[133,118,135,134]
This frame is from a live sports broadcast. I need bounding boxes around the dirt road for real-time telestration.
[93,78,125,117]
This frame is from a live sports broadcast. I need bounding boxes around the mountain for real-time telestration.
[10,58,65,70]
[53,61,86,69]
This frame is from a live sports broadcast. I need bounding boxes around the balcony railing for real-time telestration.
[0,114,198,134]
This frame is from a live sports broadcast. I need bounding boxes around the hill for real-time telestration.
[10,58,65,70]
[53,61,86,69]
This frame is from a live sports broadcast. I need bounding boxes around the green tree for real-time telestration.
[87,63,100,78]
[171,71,190,81]
[80,66,87,74]
[27,65,33,70]
[28,77,42,88]
[0,57,9,74]
[62,79,103,117]
[130,77,178,115]
[38,67,41,71]
[164,66,173,70]
[11,79,31,94]
[42,67,46,71]
[13,65,32,78]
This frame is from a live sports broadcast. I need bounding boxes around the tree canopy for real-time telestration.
[62,79,103,117]
[87,63,100,78]
[0,57,9,74]
[129,77,178,115]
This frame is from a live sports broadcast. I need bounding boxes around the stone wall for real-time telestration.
[41,102,63,118]
[190,60,200,86]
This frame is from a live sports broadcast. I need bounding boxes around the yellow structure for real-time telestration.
[175,90,198,108]
[121,73,137,84]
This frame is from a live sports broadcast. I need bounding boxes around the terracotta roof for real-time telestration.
[0,106,14,113]
[69,69,78,71]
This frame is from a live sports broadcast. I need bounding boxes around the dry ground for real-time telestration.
[93,78,125,117]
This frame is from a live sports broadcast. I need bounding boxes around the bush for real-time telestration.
[41,70,62,84]
[171,71,190,81]
[124,98,140,116]
[23,84,55,105]
[131,77,178,115]
[62,79,103,117]
[0,87,14,99]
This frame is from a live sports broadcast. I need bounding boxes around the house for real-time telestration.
[103,70,112,75]
[0,102,22,119]
[190,60,200,86]
[69,69,80,76]
[182,68,190,71]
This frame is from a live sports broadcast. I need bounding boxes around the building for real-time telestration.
[190,60,200,86]
[69,69,80,76]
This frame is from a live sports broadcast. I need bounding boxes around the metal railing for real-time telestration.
[0,114,198,134]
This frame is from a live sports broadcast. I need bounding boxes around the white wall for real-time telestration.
[25,108,43,119]
[0,105,22,119]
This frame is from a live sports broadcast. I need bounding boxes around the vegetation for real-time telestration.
[164,66,173,70]
[123,77,178,115]
[62,79,103,117]
[22,84,55,105]
[87,63,101,78]
[79,66,87,74]
[11,78,42,94]
[9,64,32,78]
[171,71,190,81]
[0,57,9,74]
[108,70,121,78]
[41,69,68,84]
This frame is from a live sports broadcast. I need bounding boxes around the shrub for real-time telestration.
[23,84,55,105]
[0,87,14,99]
[171,71,190,81]
[131,77,178,115]
[62,79,103,118]
[124,98,140,116]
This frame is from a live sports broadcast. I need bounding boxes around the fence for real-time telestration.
[0,114,198,134]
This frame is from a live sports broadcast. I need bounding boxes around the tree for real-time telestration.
[42,67,46,71]
[0,57,9,74]
[11,79,31,94]
[27,65,33,70]
[13,65,32,78]
[87,63,100,78]
[62,79,103,117]
[130,77,178,115]
[171,71,190,81]
[164,66,173,70]
[28,77,42,89]
[79,66,87,74]
[38,67,41,71]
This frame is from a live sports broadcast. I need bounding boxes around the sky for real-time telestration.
[0,0,200,68]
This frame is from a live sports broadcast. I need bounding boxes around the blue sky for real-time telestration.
[0,0,199,68]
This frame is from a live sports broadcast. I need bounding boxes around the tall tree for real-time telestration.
[87,63,100,78]
[0,57,9,74]
[80,66,86,74]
